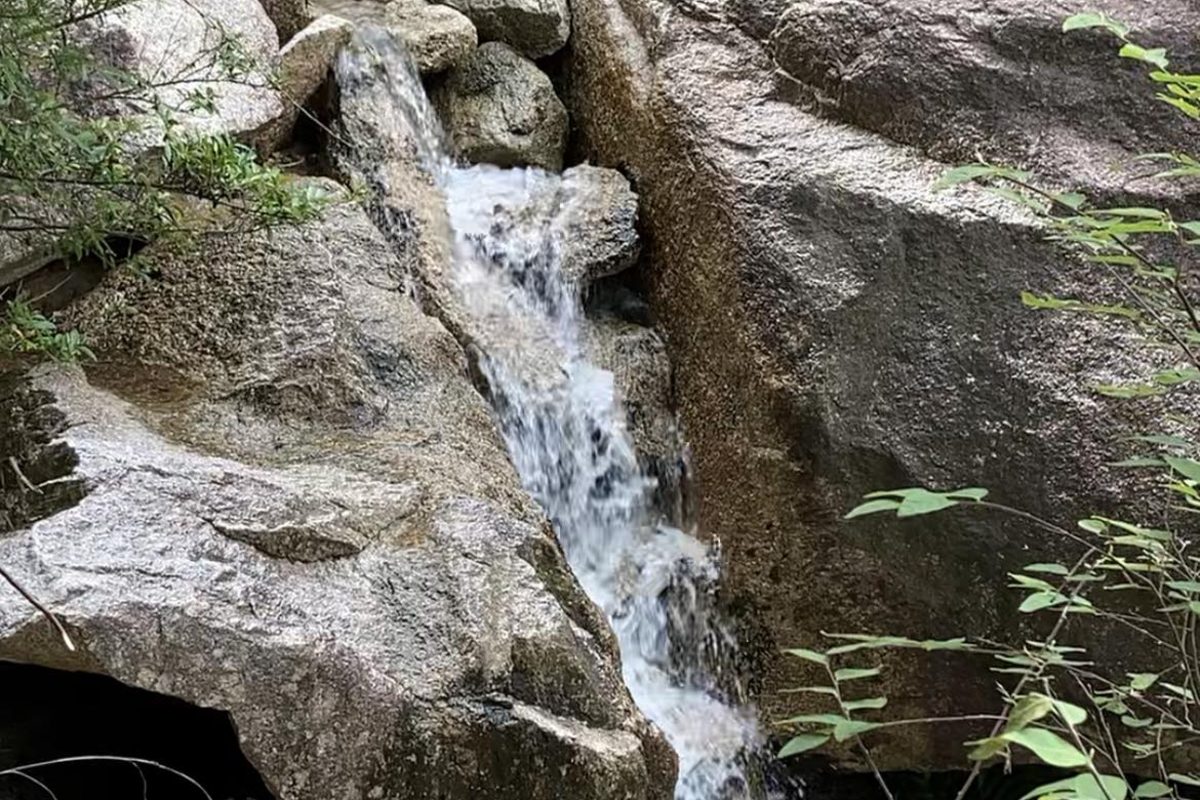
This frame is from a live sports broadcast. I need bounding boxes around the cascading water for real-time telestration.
[335,30,762,800]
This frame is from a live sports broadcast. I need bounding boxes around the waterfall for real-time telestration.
[335,29,762,800]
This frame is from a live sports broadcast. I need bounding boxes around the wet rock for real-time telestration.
[568,0,1190,772]
[442,0,570,58]
[434,42,568,171]
[385,1,478,74]
[258,0,315,41]
[558,165,640,284]
[0,178,675,800]
[582,316,685,525]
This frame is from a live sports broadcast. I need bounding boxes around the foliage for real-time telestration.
[779,15,1200,800]
[0,0,327,362]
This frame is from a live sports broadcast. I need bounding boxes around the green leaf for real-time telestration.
[1049,699,1088,727]
[1165,456,1200,481]
[1062,12,1129,37]
[1000,728,1090,767]
[777,734,830,758]
[1025,563,1070,575]
[1166,581,1200,594]
[783,648,828,665]
[1005,695,1053,732]
[917,638,973,651]
[1093,206,1169,219]
[1022,775,1128,800]
[966,736,1008,762]
[1091,383,1166,398]
[1119,43,1170,69]
[1130,434,1192,447]
[1154,368,1200,386]
[1120,715,1153,729]
[780,713,846,727]
[1169,774,1200,787]
[845,499,901,519]
[933,164,1001,191]
[832,719,883,742]
[1134,781,1172,798]
[1079,519,1108,534]
[779,686,839,697]
[896,489,960,517]
[1073,775,1130,800]
[1020,292,1141,319]
[842,697,888,712]
[1128,673,1159,691]
[1019,591,1067,613]
[1159,94,1200,119]
[834,667,881,682]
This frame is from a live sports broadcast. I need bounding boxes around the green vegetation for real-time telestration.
[778,14,1200,800]
[0,0,326,361]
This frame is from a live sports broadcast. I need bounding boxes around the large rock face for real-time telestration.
[0,183,674,800]
[566,0,1199,772]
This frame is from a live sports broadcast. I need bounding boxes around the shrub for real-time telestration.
[0,0,327,361]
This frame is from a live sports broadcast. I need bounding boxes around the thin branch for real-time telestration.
[0,564,75,651]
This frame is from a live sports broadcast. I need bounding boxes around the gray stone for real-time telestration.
[434,41,568,171]
[442,0,569,58]
[0,179,675,800]
[257,0,316,41]
[385,2,478,74]
[568,0,1192,772]
[559,165,641,284]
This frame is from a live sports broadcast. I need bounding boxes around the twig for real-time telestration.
[8,456,43,494]
[0,756,212,800]
[0,564,75,651]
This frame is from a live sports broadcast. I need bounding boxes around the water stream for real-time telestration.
[335,30,762,800]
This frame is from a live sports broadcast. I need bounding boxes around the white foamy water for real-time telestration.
[336,29,762,800]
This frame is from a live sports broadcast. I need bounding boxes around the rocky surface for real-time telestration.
[566,0,1195,771]
[0,179,675,800]
[385,1,479,74]
[765,0,1200,199]
[442,0,570,58]
[434,41,569,170]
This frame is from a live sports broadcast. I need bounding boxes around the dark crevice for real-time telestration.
[0,661,275,800]
[0,368,87,535]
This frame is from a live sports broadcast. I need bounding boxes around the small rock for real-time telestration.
[384,1,478,74]
[442,0,569,58]
[257,0,315,42]
[433,41,568,171]
[557,165,640,285]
